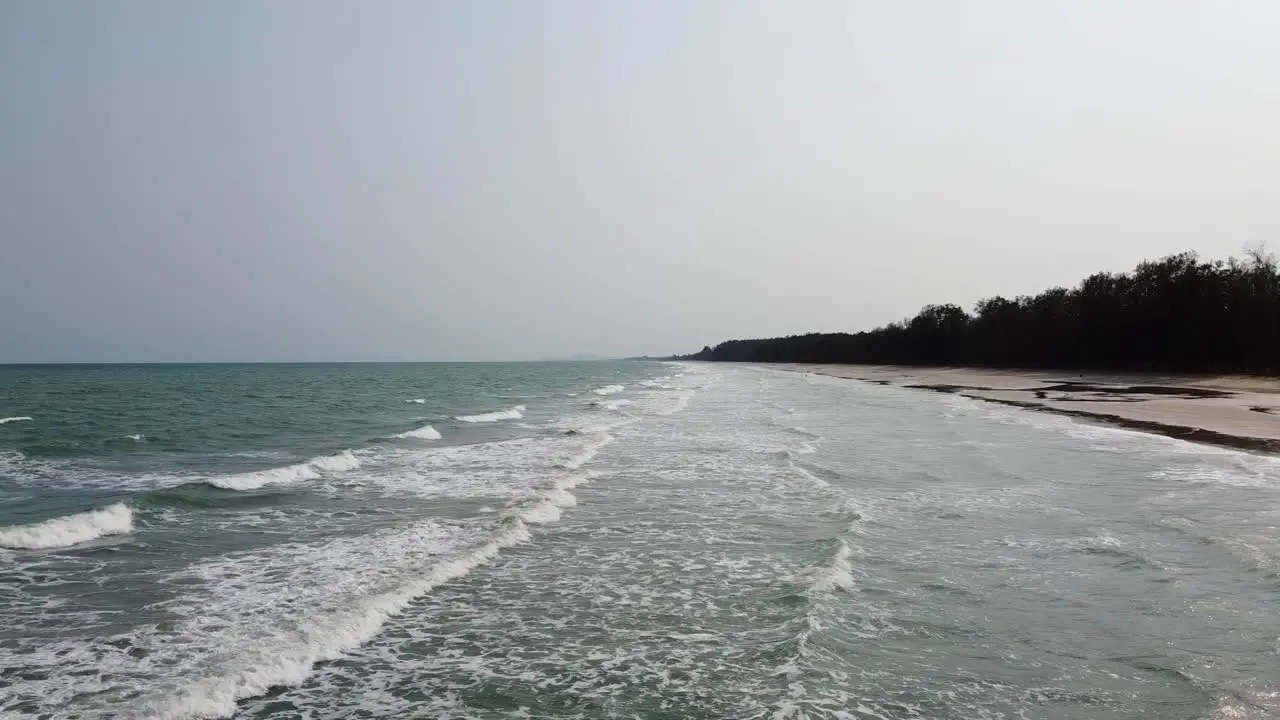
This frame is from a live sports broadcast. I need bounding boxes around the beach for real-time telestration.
[766,363,1280,453]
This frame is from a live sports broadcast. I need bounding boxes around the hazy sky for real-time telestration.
[3,1,1279,361]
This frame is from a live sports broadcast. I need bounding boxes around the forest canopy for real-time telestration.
[681,249,1280,374]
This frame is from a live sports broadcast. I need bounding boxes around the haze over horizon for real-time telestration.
[4,1,1279,362]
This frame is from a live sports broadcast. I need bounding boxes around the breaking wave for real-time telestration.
[0,416,32,425]
[0,503,134,550]
[808,540,856,593]
[591,398,632,411]
[207,451,361,491]
[143,518,534,719]
[456,405,526,423]
[392,424,442,441]
[141,429,617,718]
[556,433,614,470]
[656,390,696,416]
[593,385,625,395]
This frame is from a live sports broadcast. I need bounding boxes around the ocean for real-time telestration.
[3,362,1280,719]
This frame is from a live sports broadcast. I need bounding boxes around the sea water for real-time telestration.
[3,362,1280,718]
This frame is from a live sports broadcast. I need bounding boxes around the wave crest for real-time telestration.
[392,424,442,440]
[456,405,526,423]
[590,398,632,411]
[0,503,133,550]
[207,451,361,491]
[0,416,32,425]
[808,541,857,593]
[593,385,625,396]
[555,433,614,470]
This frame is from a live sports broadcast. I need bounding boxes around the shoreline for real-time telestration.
[762,363,1280,455]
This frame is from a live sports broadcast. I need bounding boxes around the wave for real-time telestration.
[0,416,32,425]
[556,433,614,470]
[590,398,632,411]
[138,483,292,511]
[126,434,145,442]
[502,445,607,527]
[511,499,562,525]
[546,488,578,508]
[808,541,856,593]
[146,517,534,720]
[784,426,822,439]
[822,499,868,525]
[405,398,425,404]
[656,390,696,416]
[207,450,361,491]
[144,425,622,718]
[593,385,625,395]
[392,424,442,441]
[456,405,525,423]
[788,461,830,489]
[0,502,133,550]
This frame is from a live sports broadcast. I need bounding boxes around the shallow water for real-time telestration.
[3,362,1280,719]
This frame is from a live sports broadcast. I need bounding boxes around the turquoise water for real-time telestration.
[4,363,1280,718]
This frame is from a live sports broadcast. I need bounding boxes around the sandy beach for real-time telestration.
[765,364,1280,454]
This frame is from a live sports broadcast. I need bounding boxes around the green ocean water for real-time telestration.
[4,362,1280,719]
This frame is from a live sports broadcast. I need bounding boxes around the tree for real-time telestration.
[678,251,1280,375]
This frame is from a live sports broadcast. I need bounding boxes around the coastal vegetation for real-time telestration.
[682,249,1280,374]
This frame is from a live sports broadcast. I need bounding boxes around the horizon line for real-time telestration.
[0,357,674,366]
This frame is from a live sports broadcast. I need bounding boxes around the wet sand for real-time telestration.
[765,364,1280,454]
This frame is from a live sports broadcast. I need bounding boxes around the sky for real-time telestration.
[3,1,1280,362]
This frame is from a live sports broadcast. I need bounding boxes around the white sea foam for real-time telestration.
[591,398,632,411]
[0,503,133,550]
[0,369,688,718]
[140,518,534,719]
[392,424,442,441]
[593,384,625,395]
[669,632,719,642]
[311,451,361,473]
[512,500,562,525]
[556,433,614,470]
[0,416,32,425]
[456,405,526,423]
[553,470,596,491]
[405,398,425,404]
[789,462,830,488]
[126,434,145,442]
[546,488,578,508]
[130,422,619,718]
[656,390,696,416]
[207,450,361,491]
[809,541,856,593]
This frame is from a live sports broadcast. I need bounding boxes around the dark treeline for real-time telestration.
[682,250,1280,374]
